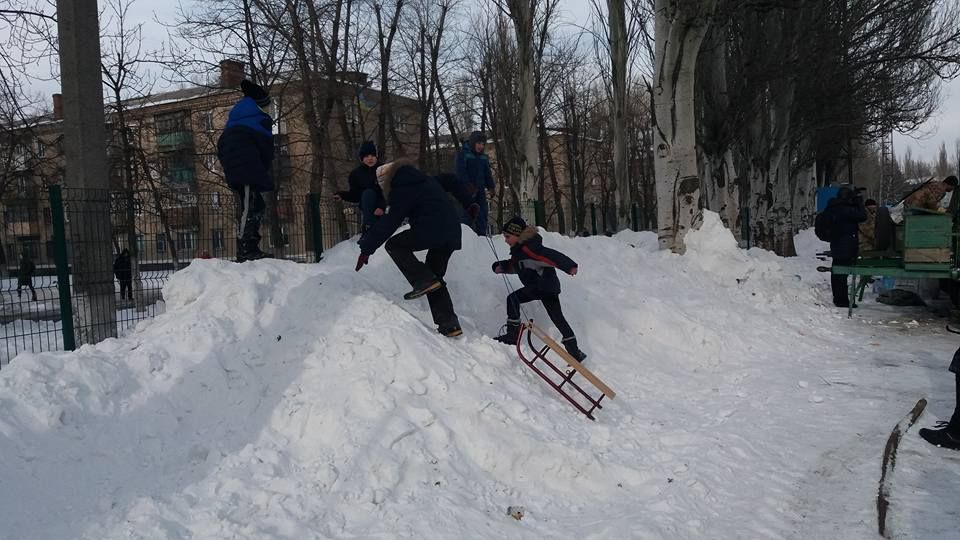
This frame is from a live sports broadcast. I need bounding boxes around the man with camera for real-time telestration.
[822,186,868,307]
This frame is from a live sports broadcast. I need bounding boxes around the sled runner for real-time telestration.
[515,321,616,421]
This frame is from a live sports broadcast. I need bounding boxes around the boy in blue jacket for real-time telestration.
[456,131,495,235]
[217,80,274,262]
[492,217,586,361]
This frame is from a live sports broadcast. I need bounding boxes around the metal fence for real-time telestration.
[0,186,361,367]
[0,187,647,367]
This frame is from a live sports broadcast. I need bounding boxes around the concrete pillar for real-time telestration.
[56,0,118,344]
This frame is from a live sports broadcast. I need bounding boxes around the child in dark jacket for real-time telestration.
[492,217,586,361]
[335,141,386,231]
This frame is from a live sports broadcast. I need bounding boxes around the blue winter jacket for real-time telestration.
[456,142,495,192]
[358,159,475,256]
[492,227,578,295]
[217,97,274,192]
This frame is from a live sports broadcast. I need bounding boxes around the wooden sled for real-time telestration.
[515,321,616,421]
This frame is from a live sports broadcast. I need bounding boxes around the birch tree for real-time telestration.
[497,0,540,204]
[652,0,717,252]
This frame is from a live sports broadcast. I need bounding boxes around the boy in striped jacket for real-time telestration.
[492,217,586,362]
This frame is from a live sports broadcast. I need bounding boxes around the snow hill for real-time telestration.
[0,213,956,539]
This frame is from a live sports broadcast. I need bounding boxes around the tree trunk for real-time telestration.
[508,0,540,203]
[607,0,629,231]
[653,0,716,252]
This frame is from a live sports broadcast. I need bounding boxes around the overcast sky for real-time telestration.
[31,0,959,162]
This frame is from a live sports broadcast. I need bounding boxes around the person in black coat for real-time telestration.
[491,217,586,362]
[217,79,274,262]
[919,347,960,450]
[824,187,867,307]
[17,248,36,301]
[335,141,386,231]
[356,158,479,337]
[114,249,133,300]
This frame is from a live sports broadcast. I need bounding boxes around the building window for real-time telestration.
[212,229,225,251]
[393,112,413,133]
[211,192,221,208]
[177,231,197,251]
[36,140,46,158]
[203,153,218,172]
[136,234,146,255]
[156,233,167,254]
[154,111,190,134]
[198,111,214,131]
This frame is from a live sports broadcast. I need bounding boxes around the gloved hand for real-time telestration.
[356,254,369,272]
[467,203,481,219]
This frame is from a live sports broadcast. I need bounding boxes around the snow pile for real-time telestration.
[0,211,950,539]
[793,227,829,260]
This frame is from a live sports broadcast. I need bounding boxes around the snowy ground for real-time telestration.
[0,214,957,539]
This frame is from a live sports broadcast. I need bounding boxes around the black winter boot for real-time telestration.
[919,422,960,451]
[562,337,587,364]
[236,238,273,263]
[495,321,521,345]
[403,279,443,300]
[438,320,463,338]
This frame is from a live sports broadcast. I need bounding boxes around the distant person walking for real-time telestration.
[114,249,133,300]
[17,248,37,301]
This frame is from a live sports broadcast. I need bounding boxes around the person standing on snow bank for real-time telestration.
[823,187,867,308]
[217,79,274,263]
[355,158,479,338]
[491,217,586,362]
[335,141,386,232]
[456,131,495,236]
[919,347,960,451]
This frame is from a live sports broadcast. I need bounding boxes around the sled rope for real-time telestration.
[485,234,531,322]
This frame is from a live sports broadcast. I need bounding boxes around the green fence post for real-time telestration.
[590,203,598,236]
[49,186,75,351]
[631,203,640,231]
[534,200,545,228]
[742,208,751,249]
[308,194,323,262]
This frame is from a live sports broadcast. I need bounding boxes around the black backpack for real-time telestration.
[814,211,834,242]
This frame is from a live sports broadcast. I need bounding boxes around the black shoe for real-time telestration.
[237,250,274,263]
[562,338,587,364]
[919,425,960,451]
[439,321,463,338]
[403,280,443,300]
[495,322,521,345]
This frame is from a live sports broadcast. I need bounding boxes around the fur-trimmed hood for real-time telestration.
[376,157,418,199]
[517,226,540,244]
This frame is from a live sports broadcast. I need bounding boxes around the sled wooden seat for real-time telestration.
[516,321,616,420]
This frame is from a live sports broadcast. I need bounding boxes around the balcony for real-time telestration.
[156,131,194,149]
[165,206,200,228]
[165,167,196,184]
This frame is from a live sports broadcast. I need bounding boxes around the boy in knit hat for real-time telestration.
[491,217,586,361]
[217,79,274,262]
[335,141,386,232]
[456,131,495,235]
